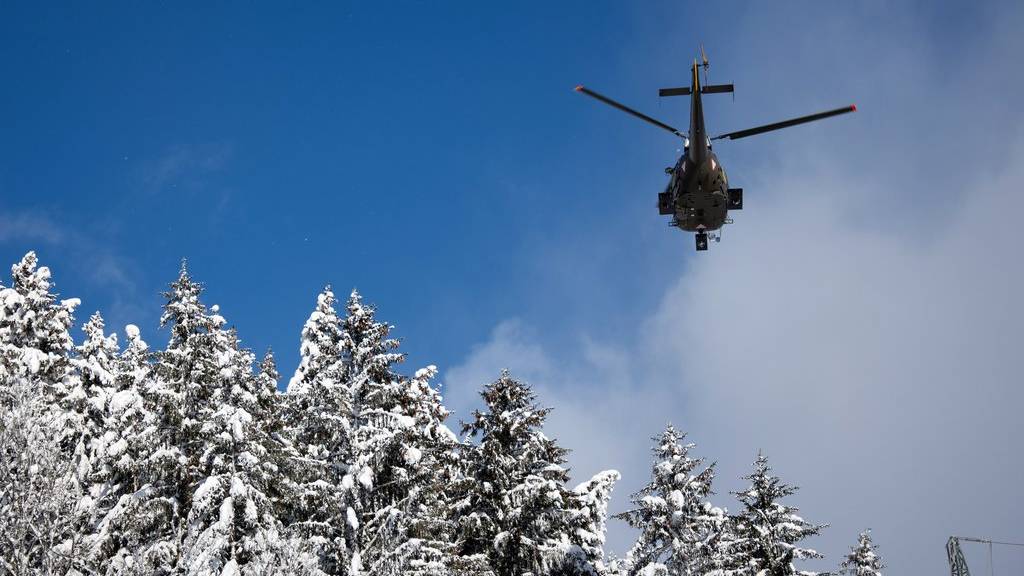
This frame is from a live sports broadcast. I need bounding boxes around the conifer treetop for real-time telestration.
[288,286,343,394]
[839,530,884,576]
[732,453,826,576]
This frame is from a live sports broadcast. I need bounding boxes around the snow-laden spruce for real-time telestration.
[728,454,826,576]
[282,286,353,574]
[337,289,458,576]
[88,321,156,572]
[616,424,731,576]
[0,251,864,576]
[0,252,88,573]
[455,370,618,576]
[838,530,884,576]
[0,252,79,393]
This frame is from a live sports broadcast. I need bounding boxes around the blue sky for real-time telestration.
[1,1,701,368]
[3,2,1023,573]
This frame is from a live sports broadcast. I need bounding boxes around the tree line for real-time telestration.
[0,252,884,576]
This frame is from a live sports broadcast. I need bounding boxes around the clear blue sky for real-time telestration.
[3,3,1023,573]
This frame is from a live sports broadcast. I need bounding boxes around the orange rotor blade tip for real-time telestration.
[851,104,858,112]
[574,85,584,92]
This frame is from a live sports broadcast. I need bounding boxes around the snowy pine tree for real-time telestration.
[339,290,457,576]
[374,364,460,576]
[88,323,157,573]
[0,252,88,573]
[74,311,120,435]
[255,349,282,433]
[616,425,722,576]
[729,454,825,576]
[288,287,346,396]
[838,531,883,576]
[70,313,121,508]
[283,287,353,574]
[117,262,232,572]
[0,376,88,574]
[180,326,286,574]
[0,252,79,399]
[558,469,620,576]
[455,370,603,576]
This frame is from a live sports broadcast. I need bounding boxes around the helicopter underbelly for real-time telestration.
[675,188,728,232]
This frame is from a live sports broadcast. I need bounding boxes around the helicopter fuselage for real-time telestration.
[665,148,729,232]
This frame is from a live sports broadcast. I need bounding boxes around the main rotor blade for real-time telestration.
[575,85,684,138]
[712,104,856,141]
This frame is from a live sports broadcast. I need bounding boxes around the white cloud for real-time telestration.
[0,209,64,244]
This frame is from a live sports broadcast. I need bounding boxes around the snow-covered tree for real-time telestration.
[111,262,233,572]
[283,288,459,576]
[372,364,460,576]
[283,287,353,574]
[0,376,88,574]
[0,253,87,573]
[255,349,282,431]
[838,530,883,576]
[456,370,600,576]
[0,252,79,400]
[68,313,120,500]
[729,454,825,576]
[74,311,119,427]
[180,327,286,574]
[288,287,345,396]
[87,323,157,573]
[556,469,620,576]
[617,425,722,576]
[340,290,458,576]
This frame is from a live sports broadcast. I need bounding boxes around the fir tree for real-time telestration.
[0,253,87,572]
[617,425,720,576]
[288,287,345,396]
[123,262,229,572]
[340,290,457,576]
[456,370,585,576]
[88,323,156,573]
[729,454,825,576]
[0,252,79,396]
[70,313,120,494]
[375,364,460,576]
[838,531,883,576]
[255,349,282,432]
[283,287,353,574]
[0,376,87,574]
[180,327,286,574]
[557,469,620,576]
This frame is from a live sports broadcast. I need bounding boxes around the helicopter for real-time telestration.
[576,47,855,251]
